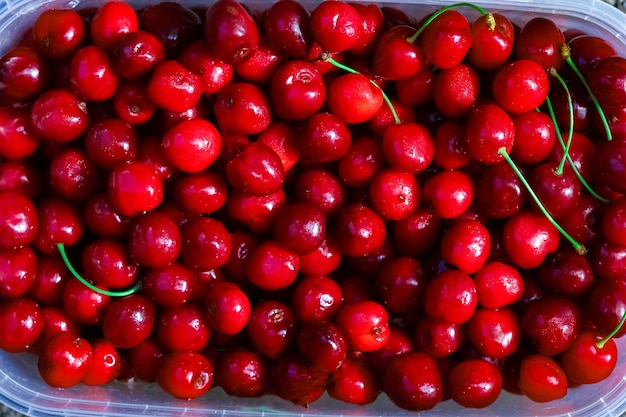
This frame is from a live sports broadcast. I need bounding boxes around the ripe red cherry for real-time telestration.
[424,269,477,325]
[84,118,138,169]
[128,211,181,269]
[291,274,342,323]
[335,300,390,352]
[213,82,272,135]
[226,141,284,196]
[161,118,221,173]
[515,17,566,71]
[205,281,251,335]
[422,169,474,219]
[35,197,84,254]
[234,36,287,84]
[521,296,581,356]
[327,356,378,405]
[204,0,260,64]
[560,328,618,385]
[474,261,524,308]
[0,190,37,250]
[107,161,164,217]
[297,320,347,373]
[138,2,202,58]
[0,297,43,353]
[180,216,231,271]
[467,13,514,69]
[372,25,424,81]
[217,349,267,397]
[383,351,444,411]
[369,168,420,221]
[112,30,166,80]
[382,122,434,174]
[297,112,352,163]
[82,338,122,386]
[69,45,120,102]
[270,60,325,120]
[334,203,386,257]
[310,1,362,53]
[446,359,503,408]
[414,316,465,358]
[29,88,89,143]
[420,10,473,70]
[327,73,383,125]
[90,1,138,51]
[0,108,40,161]
[146,60,202,113]
[272,202,326,255]
[157,351,213,400]
[588,56,626,108]
[268,353,327,406]
[465,103,515,164]
[503,210,560,269]
[102,293,156,349]
[440,220,491,274]
[518,354,568,403]
[81,238,138,289]
[37,332,93,388]
[433,63,479,118]
[0,46,50,101]
[492,59,550,114]
[32,9,85,59]
[263,0,313,58]
[246,240,300,291]
[466,307,521,359]
[247,300,297,359]
[510,110,556,165]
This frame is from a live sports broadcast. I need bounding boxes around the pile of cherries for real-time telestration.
[2,0,626,411]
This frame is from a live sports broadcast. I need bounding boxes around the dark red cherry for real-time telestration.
[204,0,259,65]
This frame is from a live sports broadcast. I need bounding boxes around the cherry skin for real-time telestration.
[338,135,385,188]
[156,304,210,352]
[518,354,568,402]
[235,36,287,84]
[392,207,442,257]
[84,117,138,169]
[272,202,326,255]
[560,328,618,385]
[204,0,259,65]
[128,211,181,269]
[503,210,560,269]
[538,249,594,298]
[62,277,111,327]
[113,82,157,125]
[247,300,297,360]
[270,60,325,121]
[35,197,84,254]
[372,25,424,81]
[180,216,231,271]
[349,3,385,56]
[375,255,427,316]
[424,269,477,325]
[156,351,213,400]
[0,190,37,250]
[81,238,138,289]
[29,88,90,143]
[90,1,139,51]
[268,353,327,406]
[414,316,465,358]
[69,45,120,102]
[0,297,43,353]
[587,56,626,108]
[112,30,166,80]
[327,356,378,405]
[492,59,549,114]
[173,171,228,215]
[263,0,313,58]
[37,332,93,388]
[465,103,515,164]
[297,112,352,163]
[298,237,342,276]
[420,10,473,70]
[382,122,434,174]
[446,359,503,408]
[146,60,202,113]
[587,278,626,339]
[528,162,581,218]
[309,1,362,53]
[291,274,342,323]
[440,220,491,274]
[510,110,557,165]
[475,162,526,219]
[383,351,444,411]
[0,107,40,161]
[515,17,566,71]
[102,293,156,349]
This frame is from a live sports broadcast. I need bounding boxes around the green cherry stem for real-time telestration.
[320,53,401,125]
[596,310,626,349]
[56,243,141,297]
[407,2,490,44]
[497,147,586,255]
[560,44,613,141]
[547,67,574,176]
[545,96,610,204]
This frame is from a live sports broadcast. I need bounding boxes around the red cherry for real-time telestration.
[263,0,313,58]
[335,300,390,352]
[560,328,618,385]
[161,118,221,173]
[518,354,568,402]
[327,73,383,124]
[467,13,514,69]
[82,338,122,386]
[270,60,325,121]
[213,82,272,135]
[310,1,362,53]
[32,9,86,59]
[204,0,259,65]
[0,297,43,353]
[37,332,93,388]
[424,269,477,325]
[440,220,491,274]
[107,161,164,217]
[492,59,550,114]
[446,359,503,408]
[90,1,139,51]
[156,351,213,399]
[102,293,156,349]
[372,25,424,81]
[420,10,473,70]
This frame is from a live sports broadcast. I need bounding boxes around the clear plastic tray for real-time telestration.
[1,0,626,416]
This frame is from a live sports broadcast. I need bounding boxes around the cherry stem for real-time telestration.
[320,53,401,125]
[545,96,610,204]
[547,67,574,176]
[596,309,626,349]
[56,243,141,297]
[560,44,612,141]
[497,147,586,255]
[407,2,489,44]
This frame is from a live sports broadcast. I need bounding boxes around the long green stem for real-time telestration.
[547,68,574,176]
[407,2,490,43]
[497,148,586,255]
[57,243,141,297]
[596,310,626,349]
[561,45,612,141]
[545,97,610,204]
[321,54,401,125]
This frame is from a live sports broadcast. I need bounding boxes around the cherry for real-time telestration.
[32,9,86,59]
[216,349,267,397]
[162,118,221,173]
[538,249,594,298]
[296,320,347,373]
[102,293,156,349]
[29,88,90,143]
[291,274,342,323]
[82,338,122,386]
[128,211,181,268]
[263,0,313,58]
[272,202,325,255]
[327,355,378,405]
[180,216,231,271]
[138,2,202,58]
[146,60,202,113]
[81,238,138,289]
[156,351,213,399]
[0,190,37,250]
[560,328,618,385]
[226,189,285,235]
[420,9,473,70]
[518,354,568,402]
[156,304,210,352]
[424,269,477,325]
[247,300,296,359]
[440,220,491,274]
[173,171,228,215]
[422,169,475,219]
[112,30,166,80]
[204,281,251,335]
[0,160,42,198]
[368,168,420,221]
[382,122,434,174]
[520,295,581,356]
[433,63,480,118]
[310,1,362,53]
[107,161,164,217]
[510,110,557,165]
[0,46,50,101]
[392,207,442,258]
[515,17,566,71]
[372,25,424,81]
[467,307,522,359]
[467,13,514,69]
[268,353,327,406]
[0,297,43,353]
[85,117,138,169]
[474,261,524,308]
[69,45,120,102]
[327,72,383,124]
[395,67,435,107]
[465,103,515,164]
[213,82,272,135]
[335,300,390,352]
[62,277,111,326]
[374,256,426,316]
[270,60,325,120]
[414,316,465,358]
[297,112,352,163]
[112,82,157,125]
[492,59,550,114]
[35,197,84,254]
[528,162,581,218]
[37,332,93,388]
[246,240,299,291]
[503,210,560,269]
[587,56,626,108]
[90,1,139,51]
[446,359,503,408]
[204,0,259,65]
[234,36,287,83]
[383,351,443,411]
[475,162,526,219]
[334,203,386,257]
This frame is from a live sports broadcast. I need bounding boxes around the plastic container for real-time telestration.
[1,0,626,416]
